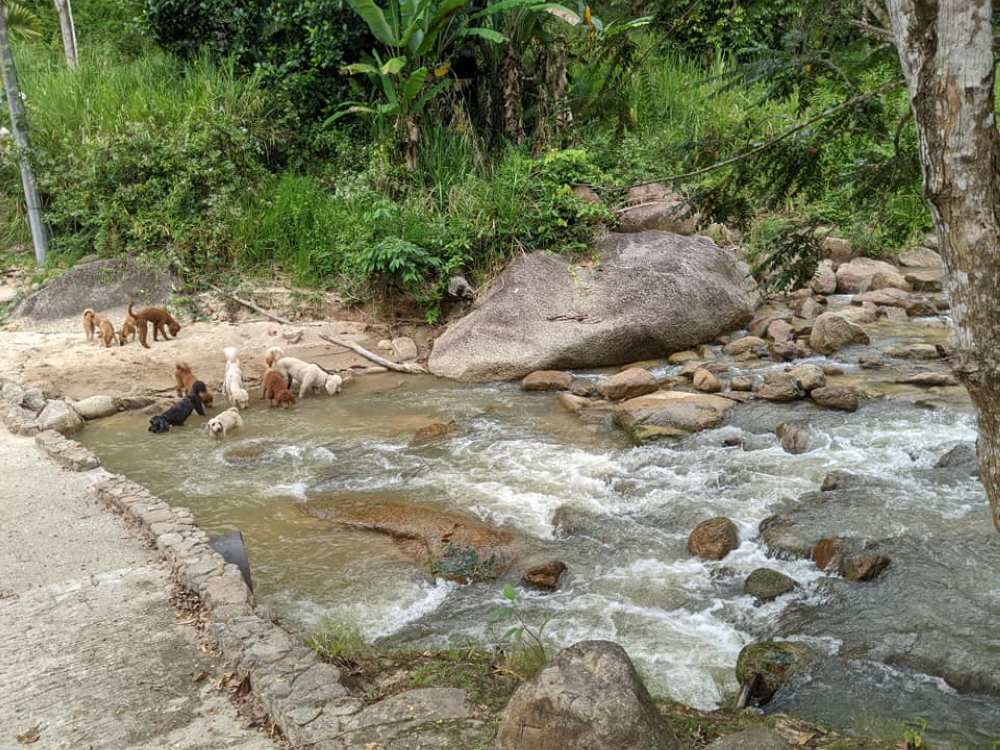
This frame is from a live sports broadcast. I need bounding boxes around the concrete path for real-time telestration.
[0,430,277,750]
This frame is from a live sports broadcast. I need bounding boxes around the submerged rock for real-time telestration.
[777,422,811,455]
[428,231,757,382]
[411,421,459,445]
[522,560,567,590]
[222,442,281,465]
[735,641,815,707]
[302,495,514,583]
[934,443,979,476]
[496,640,681,750]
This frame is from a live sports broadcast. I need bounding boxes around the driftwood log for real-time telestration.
[209,285,295,326]
[318,333,427,374]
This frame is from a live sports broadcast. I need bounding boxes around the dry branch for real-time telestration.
[209,285,295,326]
[318,333,427,374]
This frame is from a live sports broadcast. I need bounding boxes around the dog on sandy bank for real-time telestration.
[262,368,296,409]
[82,309,116,347]
[222,347,249,410]
[175,362,214,408]
[148,388,206,433]
[206,406,243,440]
[265,346,343,397]
[129,300,181,349]
[118,311,137,346]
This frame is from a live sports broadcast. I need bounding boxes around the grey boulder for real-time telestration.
[428,232,757,382]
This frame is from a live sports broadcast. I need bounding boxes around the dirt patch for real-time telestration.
[0,287,437,403]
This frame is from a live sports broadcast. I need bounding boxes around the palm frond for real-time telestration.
[3,2,44,41]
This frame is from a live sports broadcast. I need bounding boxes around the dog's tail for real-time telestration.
[128,300,138,318]
[224,346,239,363]
[266,346,283,367]
[176,361,192,373]
[83,308,95,318]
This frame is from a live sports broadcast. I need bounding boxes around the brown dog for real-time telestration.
[118,312,137,346]
[83,309,116,347]
[129,300,181,349]
[263,369,296,409]
[96,316,116,347]
[175,362,214,408]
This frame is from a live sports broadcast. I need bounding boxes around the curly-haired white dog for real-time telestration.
[206,406,243,440]
[266,346,343,397]
[222,346,250,410]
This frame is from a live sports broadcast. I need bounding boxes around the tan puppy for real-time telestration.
[175,362,214,408]
[96,315,116,348]
[118,313,137,346]
[206,407,243,440]
[82,309,98,342]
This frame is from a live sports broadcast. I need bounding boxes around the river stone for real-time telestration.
[735,642,815,706]
[412,421,458,444]
[809,312,870,355]
[495,640,680,750]
[0,380,25,406]
[810,385,860,412]
[844,551,891,582]
[810,261,837,295]
[858,352,884,369]
[898,246,943,267]
[759,515,814,560]
[614,391,736,443]
[597,368,659,401]
[934,443,979,476]
[813,537,848,574]
[221,442,281,465]
[768,340,798,362]
[692,368,722,393]
[895,372,959,387]
[904,270,944,292]
[787,364,825,392]
[21,388,46,414]
[522,370,573,391]
[884,344,940,360]
[428,232,757,382]
[730,375,754,392]
[722,336,767,356]
[391,336,419,362]
[869,269,911,292]
[302,495,514,583]
[71,395,120,420]
[835,257,900,294]
[667,350,700,365]
[766,319,794,343]
[619,199,697,235]
[688,517,739,561]
[755,371,804,402]
[852,287,910,306]
[900,298,939,317]
[9,257,178,321]
[777,422,811,455]
[522,560,567,590]
[706,729,790,750]
[36,399,85,435]
[744,569,797,601]
[447,274,475,299]
[820,236,853,266]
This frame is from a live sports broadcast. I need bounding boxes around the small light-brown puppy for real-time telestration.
[118,312,137,346]
[263,368,296,409]
[82,309,115,347]
[129,300,182,349]
[175,362,214,408]
[206,407,243,440]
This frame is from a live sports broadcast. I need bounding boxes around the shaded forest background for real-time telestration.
[0,0,930,318]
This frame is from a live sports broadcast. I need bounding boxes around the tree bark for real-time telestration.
[53,0,78,69]
[886,0,1000,530]
[0,4,47,263]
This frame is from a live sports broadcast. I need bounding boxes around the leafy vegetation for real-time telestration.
[0,0,932,314]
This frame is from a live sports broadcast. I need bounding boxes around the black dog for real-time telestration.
[148,387,206,433]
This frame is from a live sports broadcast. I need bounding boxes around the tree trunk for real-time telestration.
[53,0,78,69]
[0,4,47,263]
[886,0,1000,530]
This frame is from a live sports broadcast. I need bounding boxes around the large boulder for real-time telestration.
[9,257,178,321]
[495,640,680,750]
[835,257,900,294]
[428,232,757,382]
[614,391,736,443]
[809,312,870,355]
[302,494,514,583]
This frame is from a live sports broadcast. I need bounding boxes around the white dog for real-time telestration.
[266,346,343,397]
[222,346,250,409]
[206,406,243,440]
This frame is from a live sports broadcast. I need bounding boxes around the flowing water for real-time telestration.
[78,305,1000,747]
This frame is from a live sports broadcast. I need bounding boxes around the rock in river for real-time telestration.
[614,391,736,443]
[428,231,757,382]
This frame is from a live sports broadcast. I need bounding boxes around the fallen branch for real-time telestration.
[209,285,295,326]
[318,333,427,374]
